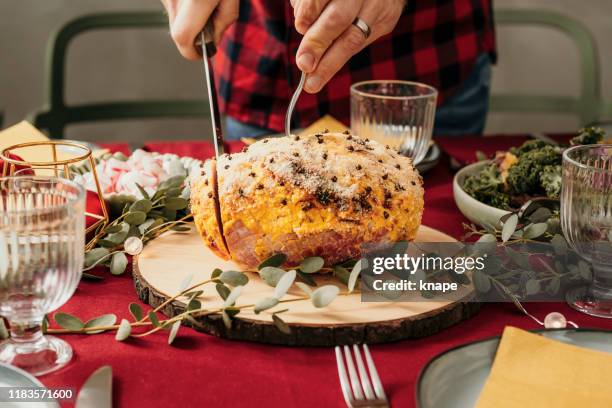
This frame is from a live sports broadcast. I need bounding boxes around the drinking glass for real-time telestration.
[0,176,85,375]
[561,144,612,318]
[350,80,437,165]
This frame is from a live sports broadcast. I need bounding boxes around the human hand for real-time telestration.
[292,0,405,93]
[161,0,239,60]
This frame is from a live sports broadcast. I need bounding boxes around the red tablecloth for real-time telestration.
[43,137,610,408]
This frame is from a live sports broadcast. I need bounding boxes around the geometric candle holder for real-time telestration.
[1,140,109,250]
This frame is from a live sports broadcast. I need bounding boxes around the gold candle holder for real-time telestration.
[1,140,109,250]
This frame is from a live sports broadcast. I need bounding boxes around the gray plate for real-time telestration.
[416,329,612,408]
[0,363,59,407]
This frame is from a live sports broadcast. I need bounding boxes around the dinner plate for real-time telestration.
[0,363,59,407]
[416,329,612,408]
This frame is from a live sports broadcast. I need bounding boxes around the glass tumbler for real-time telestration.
[561,144,612,318]
[350,80,437,165]
[0,176,85,375]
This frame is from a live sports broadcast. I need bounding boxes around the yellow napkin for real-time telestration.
[0,121,50,163]
[476,326,612,408]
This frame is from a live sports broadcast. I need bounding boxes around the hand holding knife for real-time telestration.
[198,21,225,158]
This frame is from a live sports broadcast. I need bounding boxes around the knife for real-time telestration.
[75,365,113,408]
[200,21,224,157]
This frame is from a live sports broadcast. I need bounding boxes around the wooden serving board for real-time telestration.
[133,224,479,346]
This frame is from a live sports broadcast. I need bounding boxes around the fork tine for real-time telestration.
[353,345,375,400]
[363,344,387,401]
[335,346,354,408]
[343,345,365,400]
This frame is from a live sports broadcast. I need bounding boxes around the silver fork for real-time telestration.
[335,344,389,408]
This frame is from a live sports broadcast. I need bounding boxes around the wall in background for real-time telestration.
[0,0,610,144]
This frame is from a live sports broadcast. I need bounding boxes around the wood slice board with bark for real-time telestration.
[133,224,479,346]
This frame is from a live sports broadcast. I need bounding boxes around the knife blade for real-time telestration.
[200,21,224,157]
[75,365,113,408]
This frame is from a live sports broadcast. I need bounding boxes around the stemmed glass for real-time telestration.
[0,176,85,375]
[561,144,612,318]
[350,80,437,165]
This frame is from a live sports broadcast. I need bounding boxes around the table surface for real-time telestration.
[41,135,611,408]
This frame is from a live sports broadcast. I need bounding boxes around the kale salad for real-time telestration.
[462,127,607,210]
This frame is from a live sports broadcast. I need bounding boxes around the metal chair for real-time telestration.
[27,12,208,139]
[491,9,609,126]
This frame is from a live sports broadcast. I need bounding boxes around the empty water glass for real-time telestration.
[561,144,612,318]
[350,80,437,165]
[0,176,85,375]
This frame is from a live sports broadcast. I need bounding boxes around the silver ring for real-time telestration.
[352,17,371,39]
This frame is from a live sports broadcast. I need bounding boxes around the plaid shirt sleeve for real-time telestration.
[215,0,496,133]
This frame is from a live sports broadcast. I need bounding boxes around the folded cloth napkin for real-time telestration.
[476,326,612,408]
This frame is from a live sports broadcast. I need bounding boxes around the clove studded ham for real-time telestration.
[190,131,424,270]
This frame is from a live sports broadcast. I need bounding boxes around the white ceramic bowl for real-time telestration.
[452,161,509,228]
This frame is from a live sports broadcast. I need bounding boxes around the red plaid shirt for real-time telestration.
[215,0,496,132]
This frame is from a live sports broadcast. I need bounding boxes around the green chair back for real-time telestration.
[491,9,607,125]
[27,12,208,139]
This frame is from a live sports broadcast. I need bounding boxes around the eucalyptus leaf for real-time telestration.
[211,268,223,280]
[525,279,540,296]
[299,257,324,273]
[501,214,518,242]
[219,270,249,287]
[148,312,161,327]
[259,266,286,287]
[125,211,147,225]
[523,222,548,239]
[54,312,84,330]
[138,218,156,234]
[473,270,491,293]
[551,234,568,255]
[333,266,350,286]
[164,197,188,211]
[135,183,150,200]
[216,283,230,300]
[297,270,317,286]
[547,277,561,295]
[274,270,296,299]
[84,248,110,268]
[254,297,280,314]
[106,222,129,244]
[168,321,181,345]
[110,252,128,275]
[528,207,552,223]
[161,175,185,189]
[84,314,117,334]
[272,314,291,334]
[224,285,243,307]
[178,273,194,292]
[348,260,363,293]
[505,247,531,269]
[295,282,313,297]
[115,319,131,341]
[104,224,123,234]
[129,303,143,321]
[224,307,240,317]
[222,310,232,330]
[258,253,287,270]
[187,298,201,311]
[96,239,117,248]
[311,285,340,308]
[130,199,153,214]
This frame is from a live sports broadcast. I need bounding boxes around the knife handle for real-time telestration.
[201,20,217,57]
